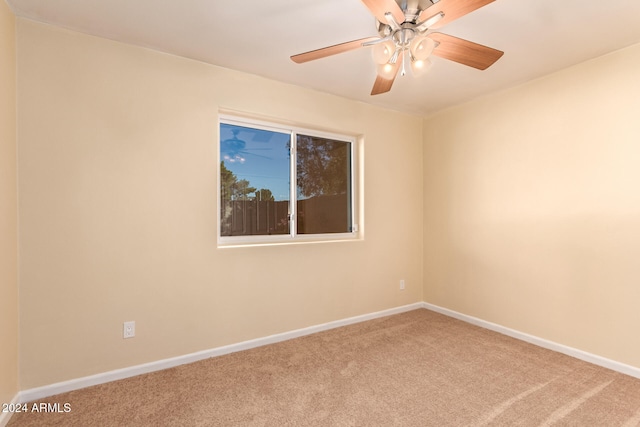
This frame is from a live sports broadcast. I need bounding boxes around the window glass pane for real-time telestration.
[220,123,290,236]
[296,135,352,234]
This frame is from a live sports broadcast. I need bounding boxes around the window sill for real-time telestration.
[217,232,361,248]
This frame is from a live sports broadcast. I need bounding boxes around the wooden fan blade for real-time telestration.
[361,0,406,25]
[418,0,494,29]
[291,37,379,64]
[371,54,402,95]
[429,32,503,70]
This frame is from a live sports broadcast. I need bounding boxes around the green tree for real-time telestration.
[220,161,257,201]
[255,188,274,201]
[296,135,350,198]
[234,180,256,200]
[220,161,237,202]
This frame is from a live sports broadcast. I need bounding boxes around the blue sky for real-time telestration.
[220,123,291,201]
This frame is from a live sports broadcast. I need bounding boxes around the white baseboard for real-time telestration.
[421,302,640,379]
[18,302,424,403]
[0,393,20,427]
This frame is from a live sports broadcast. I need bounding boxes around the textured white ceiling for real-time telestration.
[8,0,640,116]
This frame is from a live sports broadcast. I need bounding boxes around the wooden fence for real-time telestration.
[221,194,350,236]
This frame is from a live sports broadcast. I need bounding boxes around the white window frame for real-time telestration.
[217,114,361,247]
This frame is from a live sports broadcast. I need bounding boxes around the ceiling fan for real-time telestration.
[291,0,503,95]
[221,128,272,164]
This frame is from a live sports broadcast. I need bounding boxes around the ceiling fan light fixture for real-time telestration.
[376,62,396,78]
[410,36,436,61]
[410,57,432,77]
[372,40,396,64]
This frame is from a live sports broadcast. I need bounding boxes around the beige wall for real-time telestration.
[0,0,19,408]
[17,20,424,388]
[423,42,640,368]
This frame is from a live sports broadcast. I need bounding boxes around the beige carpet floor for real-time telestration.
[7,309,640,426]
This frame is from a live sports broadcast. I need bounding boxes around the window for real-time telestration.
[218,115,358,245]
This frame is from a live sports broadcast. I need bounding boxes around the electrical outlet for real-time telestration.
[400,280,405,290]
[123,321,135,339]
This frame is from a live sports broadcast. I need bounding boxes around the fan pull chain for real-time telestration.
[401,50,407,76]
[400,30,407,76]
